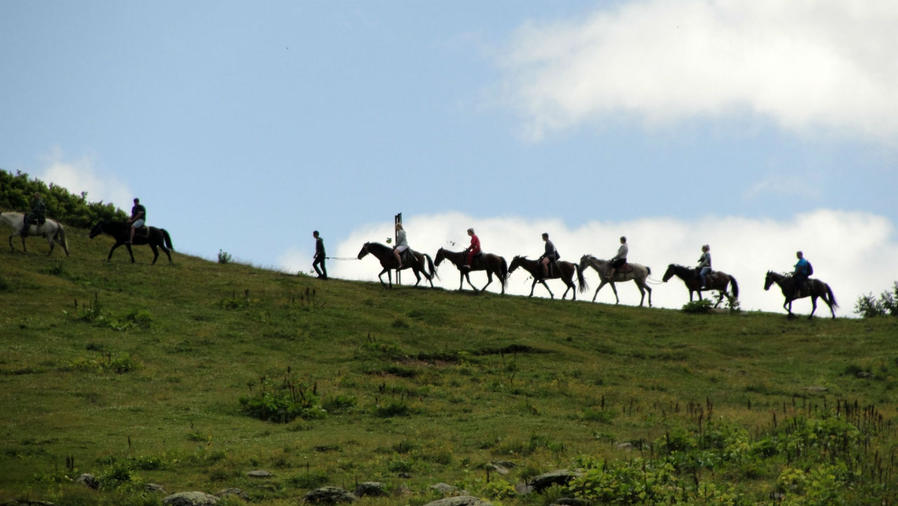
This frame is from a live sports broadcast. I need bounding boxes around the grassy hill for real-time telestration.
[1,223,896,505]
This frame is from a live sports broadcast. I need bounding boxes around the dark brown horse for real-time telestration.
[89,220,173,264]
[663,264,739,308]
[434,248,508,294]
[357,242,435,288]
[508,256,586,300]
[764,271,837,319]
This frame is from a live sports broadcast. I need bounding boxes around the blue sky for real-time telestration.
[2,1,896,313]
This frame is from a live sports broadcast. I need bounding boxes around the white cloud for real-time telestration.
[499,0,898,142]
[280,210,898,318]
[36,148,132,210]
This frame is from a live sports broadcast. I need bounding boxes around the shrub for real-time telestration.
[855,282,898,318]
[682,299,714,314]
[240,371,326,423]
[218,249,232,264]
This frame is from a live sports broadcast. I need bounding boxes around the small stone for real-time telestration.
[354,481,387,497]
[304,486,357,504]
[162,491,219,506]
[246,469,273,478]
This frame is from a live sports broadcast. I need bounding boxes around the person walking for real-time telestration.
[463,228,481,270]
[312,230,327,279]
[607,236,628,280]
[127,198,146,245]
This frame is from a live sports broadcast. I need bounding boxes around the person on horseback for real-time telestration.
[21,192,46,237]
[127,198,146,245]
[539,232,559,278]
[793,250,812,296]
[312,230,327,279]
[697,244,712,288]
[393,223,409,268]
[607,236,628,279]
[463,227,481,270]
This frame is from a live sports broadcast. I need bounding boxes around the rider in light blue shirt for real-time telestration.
[793,251,811,295]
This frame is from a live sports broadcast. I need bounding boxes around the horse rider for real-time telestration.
[793,250,812,296]
[607,236,628,279]
[463,227,481,270]
[312,230,327,279]
[539,232,559,278]
[127,197,146,244]
[21,192,46,237]
[697,244,712,288]
[393,223,409,268]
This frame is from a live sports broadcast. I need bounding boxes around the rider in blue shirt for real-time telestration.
[793,251,811,295]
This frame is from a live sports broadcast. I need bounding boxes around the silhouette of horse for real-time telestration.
[508,256,586,300]
[764,271,837,319]
[663,264,739,308]
[89,220,174,264]
[434,248,508,294]
[357,242,435,288]
[1,212,69,256]
[579,255,652,307]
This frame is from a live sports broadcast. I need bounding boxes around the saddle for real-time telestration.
[618,263,633,274]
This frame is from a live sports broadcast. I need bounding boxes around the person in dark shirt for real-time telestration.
[312,230,327,279]
[539,232,559,278]
[127,198,146,244]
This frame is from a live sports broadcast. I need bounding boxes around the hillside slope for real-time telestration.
[1,224,896,505]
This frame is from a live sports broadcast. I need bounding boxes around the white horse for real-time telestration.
[0,212,70,256]
[579,254,652,307]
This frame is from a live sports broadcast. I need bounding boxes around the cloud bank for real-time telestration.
[500,0,898,142]
[280,210,898,317]
[36,149,132,210]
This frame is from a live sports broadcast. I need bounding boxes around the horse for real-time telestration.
[0,212,69,256]
[357,242,436,288]
[579,255,652,307]
[508,256,586,300]
[662,264,739,308]
[89,220,174,264]
[434,248,508,294]
[764,271,837,319]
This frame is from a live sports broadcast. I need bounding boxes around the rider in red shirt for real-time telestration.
[464,228,481,269]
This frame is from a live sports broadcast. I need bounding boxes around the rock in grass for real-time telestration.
[215,488,248,500]
[162,491,219,506]
[75,473,98,489]
[430,482,467,496]
[423,496,492,506]
[354,481,387,497]
[303,486,357,504]
[529,469,582,492]
[246,469,273,478]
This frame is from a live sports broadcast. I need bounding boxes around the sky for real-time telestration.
[2,1,896,315]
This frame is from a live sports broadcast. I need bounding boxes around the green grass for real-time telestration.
[1,225,897,505]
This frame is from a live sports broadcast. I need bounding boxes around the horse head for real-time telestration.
[662,264,677,282]
[434,248,447,266]
[508,255,525,273]
[357,242,370,260]
[579,254,592,272]
[88,221,105,239]
[763,271,777,291]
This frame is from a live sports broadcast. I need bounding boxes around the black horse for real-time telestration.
[764,271,837,319]
[434,247,508,294]
[89,220,174,264]
[662,264,739,308]
[508,256,587,300]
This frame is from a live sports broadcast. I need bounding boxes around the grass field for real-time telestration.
[1,225,896,505]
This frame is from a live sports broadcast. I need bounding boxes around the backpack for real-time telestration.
[806,262,813,276]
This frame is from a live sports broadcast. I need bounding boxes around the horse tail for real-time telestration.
[499,256,509,289]
[425,253,437,280]
[162,229,174,251]
[729,275,739,299]
[825,283,838,308]
[646,266,651,276]
[576,264,588,293]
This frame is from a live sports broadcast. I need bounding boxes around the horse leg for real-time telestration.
[645,283,652,307]
[162,245,172,264]
[635,281,645,307]
[713,290,723,308]
[126,244,135,263]
[610,282,619,304]
[378,268,388,287]
[45,233,55,256]
[458,272,464,291]
[150,245,160,265]
[481,271,493,293]
[541,280,555,299]
[809,296,818,319]
[592,280,607,302]
[107,242,122,261]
